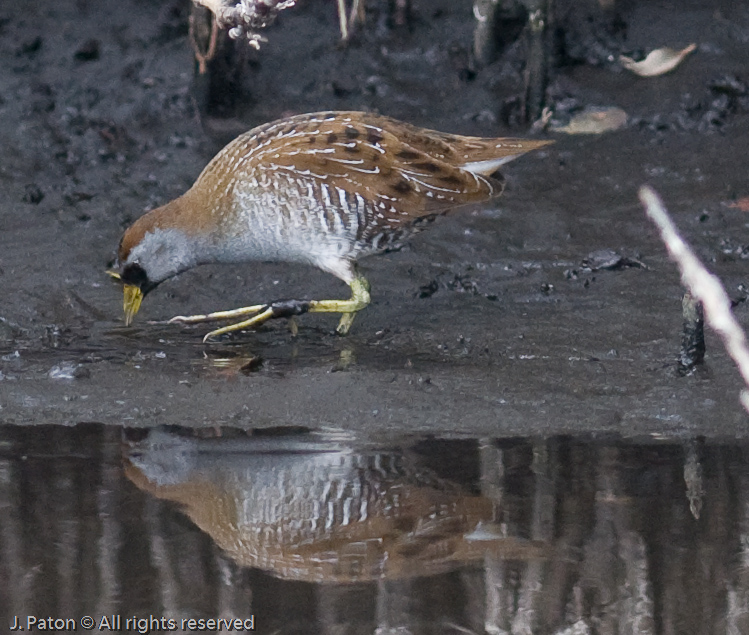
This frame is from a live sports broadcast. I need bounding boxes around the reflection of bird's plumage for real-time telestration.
[125,431,546,582]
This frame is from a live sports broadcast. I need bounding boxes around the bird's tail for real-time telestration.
[459,138,554,176]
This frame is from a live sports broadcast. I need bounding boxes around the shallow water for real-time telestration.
[2,424,748,634]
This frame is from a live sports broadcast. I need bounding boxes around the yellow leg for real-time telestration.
[169,275,371,342]
[309,275,371,336]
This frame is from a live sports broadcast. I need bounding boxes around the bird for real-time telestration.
[114,110,551,341]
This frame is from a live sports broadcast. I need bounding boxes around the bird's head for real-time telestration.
[115,206,201,325]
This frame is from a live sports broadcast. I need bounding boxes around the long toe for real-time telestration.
[169,314,202,324]
[202,307,276,342]
[335,311,357,335]
[169,304,268,325]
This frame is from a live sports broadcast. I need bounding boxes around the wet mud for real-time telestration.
[1,1,749,436]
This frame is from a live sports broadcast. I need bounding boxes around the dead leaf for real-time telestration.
[550,106,628,135]
[620,43,696,77]
[726,197,749,212]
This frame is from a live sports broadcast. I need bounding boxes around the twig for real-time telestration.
[189,11,220,75]
[350,0,364,29]
[393,0,409,27]
[640,186,749,412]
[679,290,705,372]
[337,0,349,40]
[522,1,550,124]
[473,0,499,65]
[337,0,366,41]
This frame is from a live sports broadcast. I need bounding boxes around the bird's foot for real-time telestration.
[169,304,268,325]
[169,276,370,342]
[336,311,356,336]
[314,275,371,335]
[170,300,312,342]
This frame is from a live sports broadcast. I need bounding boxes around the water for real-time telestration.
[1,424,747,634]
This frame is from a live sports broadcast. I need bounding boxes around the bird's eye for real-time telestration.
[121,262,149,287]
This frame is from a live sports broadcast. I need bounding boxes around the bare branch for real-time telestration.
[640,185,749,411]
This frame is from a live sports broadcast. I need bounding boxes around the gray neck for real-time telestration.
[127,228,209,283]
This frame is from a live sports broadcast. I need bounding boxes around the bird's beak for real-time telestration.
[123,284,144,326]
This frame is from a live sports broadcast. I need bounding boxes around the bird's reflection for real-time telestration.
[123,429,547,582]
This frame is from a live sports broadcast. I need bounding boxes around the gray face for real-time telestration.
[122,228,201,288]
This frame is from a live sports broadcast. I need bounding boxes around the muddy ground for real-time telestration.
[1,0,749,437]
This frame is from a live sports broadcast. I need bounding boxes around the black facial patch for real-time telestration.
[121,263,157,294]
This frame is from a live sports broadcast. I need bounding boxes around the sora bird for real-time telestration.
[115,111,551,341]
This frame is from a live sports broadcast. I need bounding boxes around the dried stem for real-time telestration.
[337,0,349,40]
[189,11,220,74]
[522,0,551,124]
[393,0,409,27]
[680,290,705,372]
[640,186,749,412]
[337,0,366,41]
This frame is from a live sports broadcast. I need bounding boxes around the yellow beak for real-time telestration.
[123,284,144,326]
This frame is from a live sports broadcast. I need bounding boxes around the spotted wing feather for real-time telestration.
[360,112,552,172]
[211,112,503,225]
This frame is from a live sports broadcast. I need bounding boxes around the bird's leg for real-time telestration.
[308,274,371,335]
[169,273,371,342]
